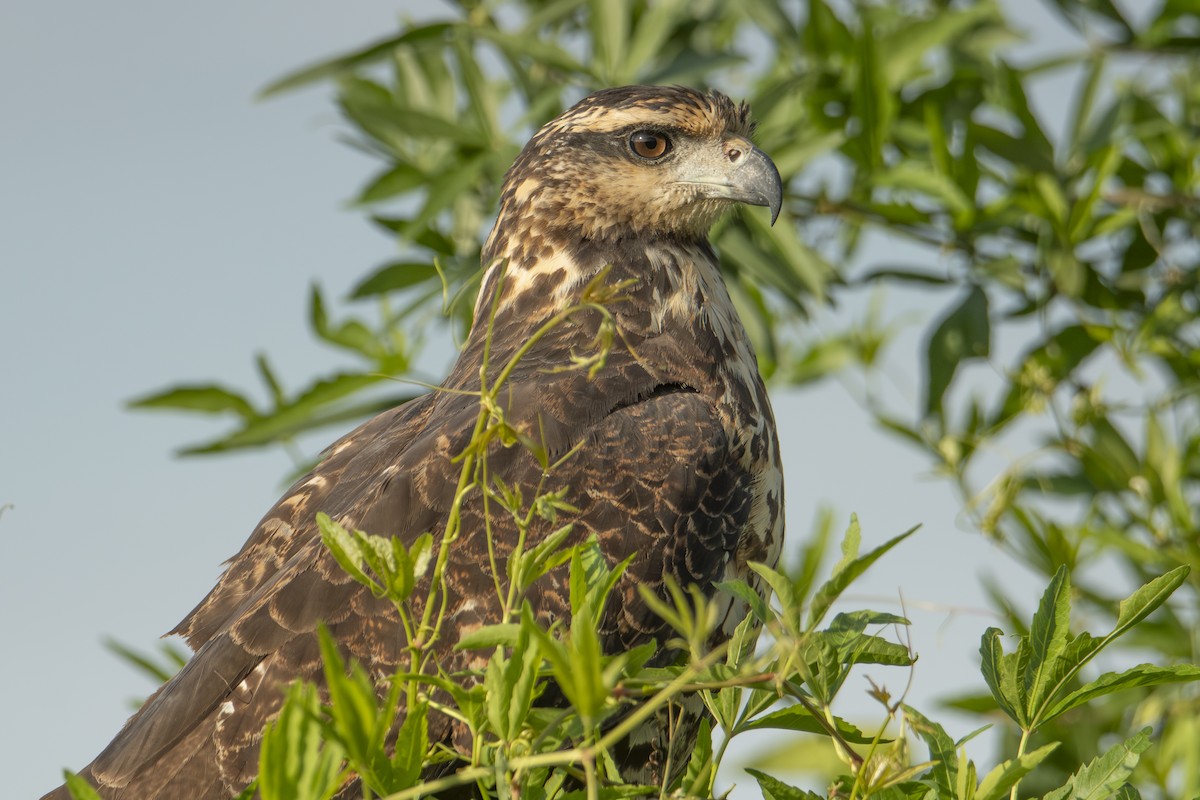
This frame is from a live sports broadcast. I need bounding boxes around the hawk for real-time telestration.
[44,84,784,799]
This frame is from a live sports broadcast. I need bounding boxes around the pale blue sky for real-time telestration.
[3,2,1087,796]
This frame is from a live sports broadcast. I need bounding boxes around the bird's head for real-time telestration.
[485,85,782,265]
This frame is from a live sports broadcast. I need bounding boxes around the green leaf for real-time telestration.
[975,742,1059,800]
[823,617,913,667]
[833,513,862,574]
[513,523,574,591]
[456,623,522,651]
[979,627,1024,726]
[714,579,769,624]
[992,324,1101,429]
[851,10,897,170]
[128,384,257,419]
[879,4,999,88]
[1023,565,1071,720]
[905,705,956,798]
[746,768,824,800]
[259,681,346,800]
[395,153,489,240]
[1043,728,1152,800]
[739,211,835,300]
[506,607,543,739]
[741,704,875,744]
[485,651,514,739]
[1043,662,1200,723]
[876,163,973,215]
[357,164,426,205]
[681,717,714,795]
[349,262,439,300]
[558,786,662,800]
[318,513,379,594]
[924,286,990,417]
[1044,0,1134,42]
[63,772,103,800]
[589,0,629,82]
[103,638,188,684]
[309,285,384,359]
[622,0,689,79]
[390,698,428,788]
[858,266,952,286]
[996,61,1055,167]
[1112,565,1188,635]
[808,522,917,629]
[318,626,385,772]
[471,27,589,75]
[971,123,1056,174]
[260,24,455,96]
[180,380,414,456]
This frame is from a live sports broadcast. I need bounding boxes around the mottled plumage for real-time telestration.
[44,85,784,799]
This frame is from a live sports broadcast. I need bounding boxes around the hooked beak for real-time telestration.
[678,140,784,225]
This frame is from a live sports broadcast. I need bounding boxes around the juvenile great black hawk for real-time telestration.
[44,84,785,799]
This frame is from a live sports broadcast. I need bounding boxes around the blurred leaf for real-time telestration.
[310,285,385,359]
[180,381,415,456]
[879,4,1000,89]
[851,11,897,170]
[260,24,455,96]
[1044,0,1134,42]
[972,123,1056,173]
[876,163,973,216]
[259,681,346,800]
[103,638,188,685]
[128,385,256,419]
[349,261,439,299]
[63,772,103,800]
[858,266,952,286]
[924,286,990,418]
[357,164,426,204]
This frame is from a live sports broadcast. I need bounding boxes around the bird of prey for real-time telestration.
[44,84,784,799]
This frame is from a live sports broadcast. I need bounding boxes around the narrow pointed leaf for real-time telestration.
[925,286,990,417]
[1043,663,1200,723]
[1112,565,1189,634]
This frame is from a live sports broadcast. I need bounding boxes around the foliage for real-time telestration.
[81,511,1192,799]
[114,0,1199,798]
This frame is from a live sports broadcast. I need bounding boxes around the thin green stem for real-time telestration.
[1010,728,1033,800]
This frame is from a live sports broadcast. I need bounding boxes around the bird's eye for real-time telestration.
[629,130,671,160]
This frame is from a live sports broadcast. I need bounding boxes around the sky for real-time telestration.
[2,1,1088,796]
